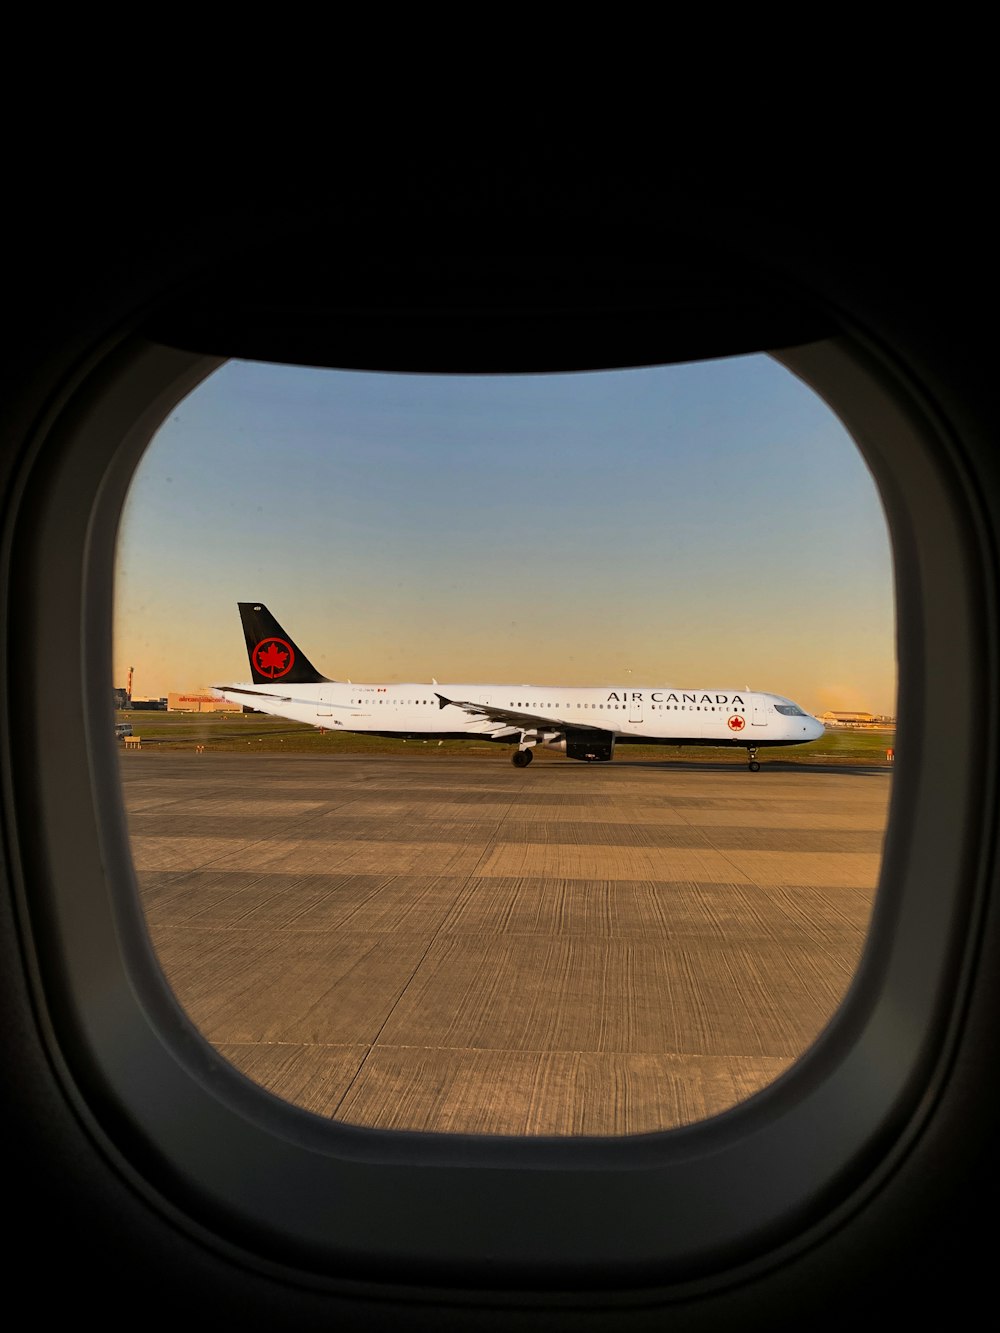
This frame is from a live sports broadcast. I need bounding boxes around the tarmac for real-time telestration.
[120,753,890,1136]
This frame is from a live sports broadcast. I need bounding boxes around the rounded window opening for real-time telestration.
[114,353,895,1136]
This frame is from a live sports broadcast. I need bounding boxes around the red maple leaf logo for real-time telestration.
[728,714,746,732]
[253,638,294,678]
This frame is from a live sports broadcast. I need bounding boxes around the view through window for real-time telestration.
[114,355,896,1135]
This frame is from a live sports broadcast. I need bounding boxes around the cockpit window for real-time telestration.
[774,704,808,716]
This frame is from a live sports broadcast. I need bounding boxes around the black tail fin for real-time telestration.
[237,603,330,684]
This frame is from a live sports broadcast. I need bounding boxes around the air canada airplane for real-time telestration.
[215,602,825,770]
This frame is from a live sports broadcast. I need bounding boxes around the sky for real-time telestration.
[114,354,897,717]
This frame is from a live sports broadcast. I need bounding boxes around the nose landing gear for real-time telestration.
[747,746,760,773]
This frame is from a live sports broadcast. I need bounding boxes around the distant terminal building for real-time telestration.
[131,698,168,711]
[820,711,895,728]
[167,692,243,714]
[113,687,130,710]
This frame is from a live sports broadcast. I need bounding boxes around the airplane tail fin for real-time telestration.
[237,602,331,684]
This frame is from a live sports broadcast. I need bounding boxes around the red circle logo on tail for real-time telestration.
[253,637,295,679]
[728,714,746,732]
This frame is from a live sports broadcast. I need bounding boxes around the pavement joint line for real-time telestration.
[329,782,525,1120]
[125,782,370,887]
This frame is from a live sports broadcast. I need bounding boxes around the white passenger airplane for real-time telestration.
[214,603,824,770]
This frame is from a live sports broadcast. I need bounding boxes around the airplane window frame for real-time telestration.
[3,327,994,1292]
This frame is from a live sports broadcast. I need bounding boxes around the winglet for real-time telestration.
[435,692,451,710]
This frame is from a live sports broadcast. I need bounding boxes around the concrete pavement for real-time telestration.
[122,754,889,1136]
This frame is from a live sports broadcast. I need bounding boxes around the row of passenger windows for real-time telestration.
[348,699,749,713]
[351,699,435,705]
[504,703,747,712]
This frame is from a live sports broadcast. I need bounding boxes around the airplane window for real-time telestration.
[114,354,895,1138]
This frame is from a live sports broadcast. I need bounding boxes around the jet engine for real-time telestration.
[542,729,616,762]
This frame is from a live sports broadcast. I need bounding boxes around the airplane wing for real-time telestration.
[434,693,613,733]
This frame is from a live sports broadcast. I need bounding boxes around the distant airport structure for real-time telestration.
[114,686,167,710]
[167,693,243,714]
[113,685,249,714]
[819,710,895,728]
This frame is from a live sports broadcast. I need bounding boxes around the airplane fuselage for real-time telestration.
[216,604,824,768]
[216,680,824,753]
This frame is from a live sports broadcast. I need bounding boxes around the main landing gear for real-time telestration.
[512,749,533,768]
[747,746,760,773]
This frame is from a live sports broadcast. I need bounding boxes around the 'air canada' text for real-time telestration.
[606,692,746,705]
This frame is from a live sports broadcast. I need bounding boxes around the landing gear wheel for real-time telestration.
[512,750,533,768]
[749,760,761,772]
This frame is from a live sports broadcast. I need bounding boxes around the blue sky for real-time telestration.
[114,354,896,715]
